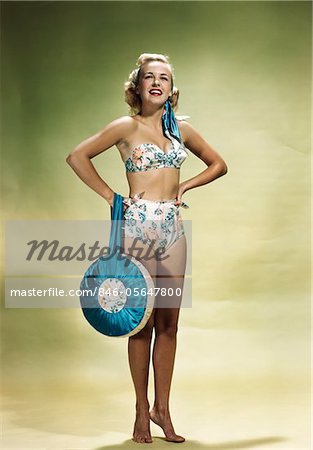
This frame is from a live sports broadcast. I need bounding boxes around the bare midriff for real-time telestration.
[126,168,180,201]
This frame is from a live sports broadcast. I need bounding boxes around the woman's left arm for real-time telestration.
[178,120,228,200]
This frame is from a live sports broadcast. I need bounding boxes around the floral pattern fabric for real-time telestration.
[124,134,188,173]
[122,192,189,251]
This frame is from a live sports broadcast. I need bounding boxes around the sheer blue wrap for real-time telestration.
[162,98,182,144]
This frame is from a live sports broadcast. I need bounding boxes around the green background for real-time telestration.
[1,1,311,449]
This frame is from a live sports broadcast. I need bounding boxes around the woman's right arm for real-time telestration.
[66,116,133,206]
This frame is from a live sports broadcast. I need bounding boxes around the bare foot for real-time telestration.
[149,406,185,443]
[133,409,153,444]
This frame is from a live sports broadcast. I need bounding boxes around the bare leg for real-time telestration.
[150,235,187,443]
[128,312,155,443]
[124,236,158,443]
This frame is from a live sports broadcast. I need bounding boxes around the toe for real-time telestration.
[166,434,185,443]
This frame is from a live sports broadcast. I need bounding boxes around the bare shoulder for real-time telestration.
[177,119,227,170]
[110,115,136,127]
[176,119,194,145]
[69,115,139,160]
[177,119,207,144]
[103,115,137,144]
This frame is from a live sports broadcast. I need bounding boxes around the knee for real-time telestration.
[130,320,154,341]
[155,323,178,339]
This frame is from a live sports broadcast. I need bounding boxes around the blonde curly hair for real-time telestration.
[124,53,179,116]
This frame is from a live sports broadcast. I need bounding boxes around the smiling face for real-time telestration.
[136,61,173,107]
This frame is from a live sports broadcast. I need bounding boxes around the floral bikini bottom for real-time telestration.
[122,192,189,252]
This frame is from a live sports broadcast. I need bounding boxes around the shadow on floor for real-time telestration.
[94,435,288,449]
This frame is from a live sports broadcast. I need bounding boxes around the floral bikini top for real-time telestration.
[124,128,188,173]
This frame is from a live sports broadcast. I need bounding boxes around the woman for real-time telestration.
[66,53,227,444]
